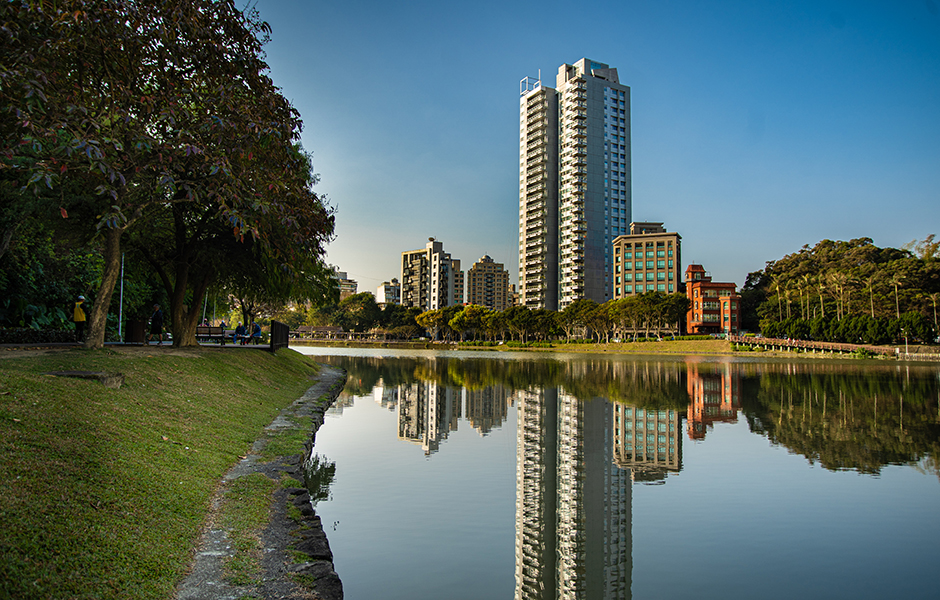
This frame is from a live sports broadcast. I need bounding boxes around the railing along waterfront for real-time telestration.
[728,334,940,361]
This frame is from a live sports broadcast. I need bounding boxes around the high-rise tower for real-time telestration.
[519,58,632,310]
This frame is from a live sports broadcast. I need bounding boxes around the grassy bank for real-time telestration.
[0,347,322,600]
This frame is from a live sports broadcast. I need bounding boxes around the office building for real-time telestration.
[612,222,681,297]
[685,264,741,335]
[400,238,463,311]
[466,255,511,311]
[519,58,632,310]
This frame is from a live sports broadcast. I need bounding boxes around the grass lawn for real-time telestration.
[0,346,322,600]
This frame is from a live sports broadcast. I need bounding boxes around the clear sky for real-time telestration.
[253,0,940,294]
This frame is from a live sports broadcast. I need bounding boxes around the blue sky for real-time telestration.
[253,0,940,294]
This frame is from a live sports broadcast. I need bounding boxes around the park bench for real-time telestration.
[196,325,228,345]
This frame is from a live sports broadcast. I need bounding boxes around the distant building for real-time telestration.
[684,264,741,335]
[611,222,681,298]
[400,238,464,311]
[333,268,358,301]
[466,255,511,311]
[376,279,401,307]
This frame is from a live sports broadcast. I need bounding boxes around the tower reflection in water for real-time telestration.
[515,380,688,599]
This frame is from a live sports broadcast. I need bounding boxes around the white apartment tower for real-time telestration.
[519,58,632,310]
[400,238,464,311]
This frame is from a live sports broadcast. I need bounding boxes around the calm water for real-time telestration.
[293,347,940,600]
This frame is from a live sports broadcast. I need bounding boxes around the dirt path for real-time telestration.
[174,364,347,600]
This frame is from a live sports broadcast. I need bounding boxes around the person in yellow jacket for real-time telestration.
[73,295,87,342]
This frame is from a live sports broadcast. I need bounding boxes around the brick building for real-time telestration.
[684,264,741,335]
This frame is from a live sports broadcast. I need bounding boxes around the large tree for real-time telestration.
[2,0,333,348]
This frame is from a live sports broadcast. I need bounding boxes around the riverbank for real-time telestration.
[0,346,343,599]
[291,337,936,361]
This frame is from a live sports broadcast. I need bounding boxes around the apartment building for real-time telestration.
[519,58,632,310]
[466,255,511,311]
[376,278,401,306]
[400,238,463,311]
[685,264,741,335]
[332,268,358,301]
[612,222,681,298]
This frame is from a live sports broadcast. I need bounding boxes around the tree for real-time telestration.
[503,305,534,342]
[559,298,597,340]
[333,293,381,333]
[2,1,333,348]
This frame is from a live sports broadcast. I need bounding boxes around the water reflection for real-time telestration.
[311,352,940,598]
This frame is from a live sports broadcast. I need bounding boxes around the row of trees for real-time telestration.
[743,237,939,344]
[295,291,691,343]
[1,1,336,347]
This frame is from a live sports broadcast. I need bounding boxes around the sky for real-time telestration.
[252,0,940,294]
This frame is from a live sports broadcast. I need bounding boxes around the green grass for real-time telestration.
[0,347,321,600]
[220,473,277,587]
[259,415,313,461]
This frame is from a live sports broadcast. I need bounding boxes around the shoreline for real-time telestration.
[288,338,938,362]
[175,364,348,600]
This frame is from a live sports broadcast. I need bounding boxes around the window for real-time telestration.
[646,261,654,269]
[625,285,633,293]
[657,284,666,291]
[624,273,632,281]
[615,287,620,295]
[635,261,643,270]
[657,272,665,281]
[657,250,665,258]
[625,252,632,259]
[646,272,655,281]
[657,260,665,268]
[646,251,654,258]
[647,284,655,291]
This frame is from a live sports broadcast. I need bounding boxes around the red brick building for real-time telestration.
[685,264,741,335]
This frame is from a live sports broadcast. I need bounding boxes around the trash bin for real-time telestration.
[126,319,146,344]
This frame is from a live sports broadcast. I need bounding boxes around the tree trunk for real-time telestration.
[84,227,124,349]
[170,268,211,347]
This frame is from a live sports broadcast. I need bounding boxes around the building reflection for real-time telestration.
[397,381,461,454]
[685,362,740,440]
[516,386,667,600]
[612,404,682,481]
[372,382,399,411]
[466,384,512,436]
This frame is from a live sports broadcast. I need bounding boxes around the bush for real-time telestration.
[0,328,77,344]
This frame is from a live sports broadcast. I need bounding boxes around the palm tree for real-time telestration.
[863,272,879,318]
[887,272,905,319]
[929,292,939,333]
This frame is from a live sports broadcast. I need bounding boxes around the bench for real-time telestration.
[196,325,228,345]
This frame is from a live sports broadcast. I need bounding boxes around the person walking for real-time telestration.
[148,304,165,345]
[73,295,87,343]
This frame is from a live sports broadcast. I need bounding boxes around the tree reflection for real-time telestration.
[315,353,940,477]
[739,364,940,477]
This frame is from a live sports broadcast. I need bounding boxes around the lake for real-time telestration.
[293,347,940,600]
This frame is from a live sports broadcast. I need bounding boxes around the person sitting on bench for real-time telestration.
[247,321,262,344]
[233,322,247,345]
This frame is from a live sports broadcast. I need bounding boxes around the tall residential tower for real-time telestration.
[519,58,632,310]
